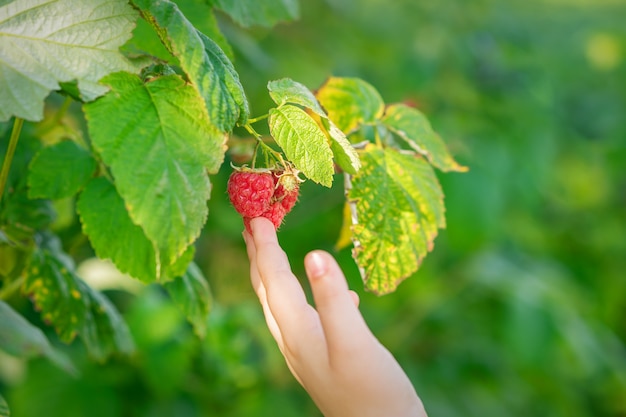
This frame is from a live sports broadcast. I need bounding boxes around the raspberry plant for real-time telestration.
[0,0,465,411]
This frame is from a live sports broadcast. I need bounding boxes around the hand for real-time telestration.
[243,217,427,417]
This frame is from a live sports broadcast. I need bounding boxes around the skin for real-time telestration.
[243,217,428,417]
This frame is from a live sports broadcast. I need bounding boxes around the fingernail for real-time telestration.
[306,251,327,279]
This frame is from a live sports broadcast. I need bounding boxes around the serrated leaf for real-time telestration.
[269,78,361,174]
[78,279,135,361]
[323,118,361,175]
[24,249,87,342]
[269,104,334,187]
[163,262,212,338]
[27,141,96,200]
[335,201,354,251]
[349,145,445,295]
[0,0,138,122]
[268,78,326,116]
[383,104,467,172]
[0,393,8,417]
[316,77,385,134]
[163,244,195,281]
[174,0,233,59]
[84,72,226,266]
[77,177,158,283]
[134,0,248,130]
[0,300,76,375]
[24,238,134,360]
[212,0,299,28]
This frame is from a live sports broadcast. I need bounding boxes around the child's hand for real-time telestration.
[243,217,427,417]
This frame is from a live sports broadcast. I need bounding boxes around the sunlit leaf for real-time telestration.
[163,262,212,338]
[316,77,385,134]
[133,0,248,130]
[77,177,158,283]
[349,144,445,294]
[322,118,361,175]
[269,104,334,187]
[383,103,467,172]
[268,78,326,116]
[0,0,138,122]
[28,141,96,200]
[212,0,299,28]
[334,201,354,251]
[0,300,76,375]
[84,72,226,266]
[269,78,361,174]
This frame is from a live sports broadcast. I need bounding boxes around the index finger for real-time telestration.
[250,218,316,341]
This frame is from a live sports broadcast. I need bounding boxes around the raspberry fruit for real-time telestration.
[243,202,287,234]
[231,165,302,233]
[227,170,274,217]
[272,171,300,212]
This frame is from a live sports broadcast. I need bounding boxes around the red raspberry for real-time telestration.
[227,170,274,217]
[243,202,286,234]
[272,171,300,212]
[263,202,287,229]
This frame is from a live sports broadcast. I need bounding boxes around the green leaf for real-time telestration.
[77,177,158,283]
[0,0,139,122]
[316,77,385,134]
[322,117,361,175]
[163,262,212,338]
[163,244,196,281]
[133,0,249,131]
[349,145,445,295]
[269,104,334,187]
[0,230,33,279]
[77,279,135,361]
[27,141,96,200]
[24,241,134,360]
[1,125,54,232]
[268,78,326,116]
[0,187,54,233]
[0,393,8,417]
[174,0,234,59]
[383,103,467,172]
[84,72,226,266]
[24,249,87,343]
[268,78,361,174]
[0,300,76,375]
[212,0,299,28]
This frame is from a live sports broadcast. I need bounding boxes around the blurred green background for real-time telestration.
[2,0,626,415]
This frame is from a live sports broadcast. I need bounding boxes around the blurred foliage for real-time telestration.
[2,0,626,416]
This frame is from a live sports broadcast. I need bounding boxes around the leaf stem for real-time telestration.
[246,114,269,124]
[0,118,24,203]
[0,276,25,301]
[243,123,284,167]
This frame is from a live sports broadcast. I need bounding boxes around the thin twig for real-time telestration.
[0,118,24,203]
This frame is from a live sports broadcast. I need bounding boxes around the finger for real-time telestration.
[349,290,360,308]
[244,230,284,349]
[304,251,371,352]
[250,218,320,349]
